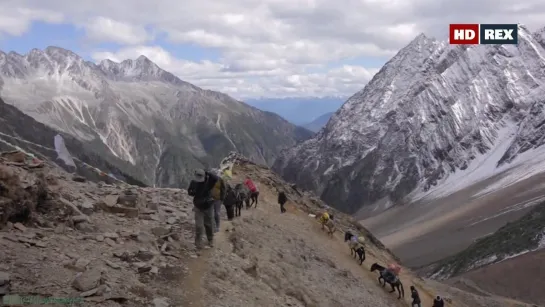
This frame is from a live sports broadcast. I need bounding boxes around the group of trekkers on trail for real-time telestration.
[188,167,446,306]
[187,167,259,250]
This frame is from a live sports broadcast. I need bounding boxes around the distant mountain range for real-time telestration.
[303,112,333,132]
[0,46,312,188]
[245,97,345,126]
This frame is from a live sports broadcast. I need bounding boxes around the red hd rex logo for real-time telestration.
[449,24,479,44]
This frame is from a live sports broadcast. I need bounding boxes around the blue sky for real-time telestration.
[0,22,83,55]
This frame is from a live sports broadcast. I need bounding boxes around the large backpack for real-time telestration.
[211,178,223,200]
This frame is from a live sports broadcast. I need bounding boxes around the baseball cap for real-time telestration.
[194,169,205,182]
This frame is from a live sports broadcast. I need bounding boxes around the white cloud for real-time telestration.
[90,45,379,98]
[3,0,545,97]
[91,46,224,78]
[0,2,63,36]
[83,17,151,45]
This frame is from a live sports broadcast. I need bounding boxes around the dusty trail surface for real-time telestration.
[200,187,408,307]
[181,161,531,307]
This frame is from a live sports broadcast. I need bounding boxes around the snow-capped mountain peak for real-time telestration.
[0,46,312,189]
[273,24,545,217]
[98,55,192,87]
[105,55,160,77]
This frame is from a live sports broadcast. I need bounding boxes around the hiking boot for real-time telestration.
[195,243,204,250]
[208,240,214,248]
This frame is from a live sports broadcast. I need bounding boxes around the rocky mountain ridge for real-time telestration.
[0,46,312,188]
[428,201,545,281]
[246,96,345,125]
[0,97,145,186]
[303,112,333,132]
[274,24,545,216]
[422,200,545,306]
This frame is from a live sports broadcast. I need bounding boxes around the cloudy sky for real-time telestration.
[1,0,544,99]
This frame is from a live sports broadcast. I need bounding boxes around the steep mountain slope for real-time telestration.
[274,25,545,216]
[0,152,530,307]
[425,201,545,305]
[246,96,345,125]
[303,112,333,132]
[444,249,545,306]
[428,201,545,280]
[206,153,531,307]
[0,97,145,185]
[0,47,312,188]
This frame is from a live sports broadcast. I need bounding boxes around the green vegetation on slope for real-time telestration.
[430,201,545,279]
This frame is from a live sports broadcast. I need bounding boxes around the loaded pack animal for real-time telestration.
[344,232,366,265]
[370,263,404,299]
[323,219,337,237]
[233,183,250,216]
[249,190,259,208]
[244,177,259,208]
[317,212,333,227]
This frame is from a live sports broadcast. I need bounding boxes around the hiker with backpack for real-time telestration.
[432,296,445,307]
[277,189,287,213]
[187,169,219,250]
[211,170,226,233]
[223,184,237,221]
[410,286,421,307]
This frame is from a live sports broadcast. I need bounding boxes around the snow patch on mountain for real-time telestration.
[471,149,545,197]
[539,231,545,249]
[411,123,519,200]
[274,24,545,215]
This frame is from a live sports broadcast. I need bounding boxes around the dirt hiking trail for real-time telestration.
[180,216,232,307]
[179,163,531,307]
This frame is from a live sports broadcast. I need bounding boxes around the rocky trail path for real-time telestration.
[181,216,232,307]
